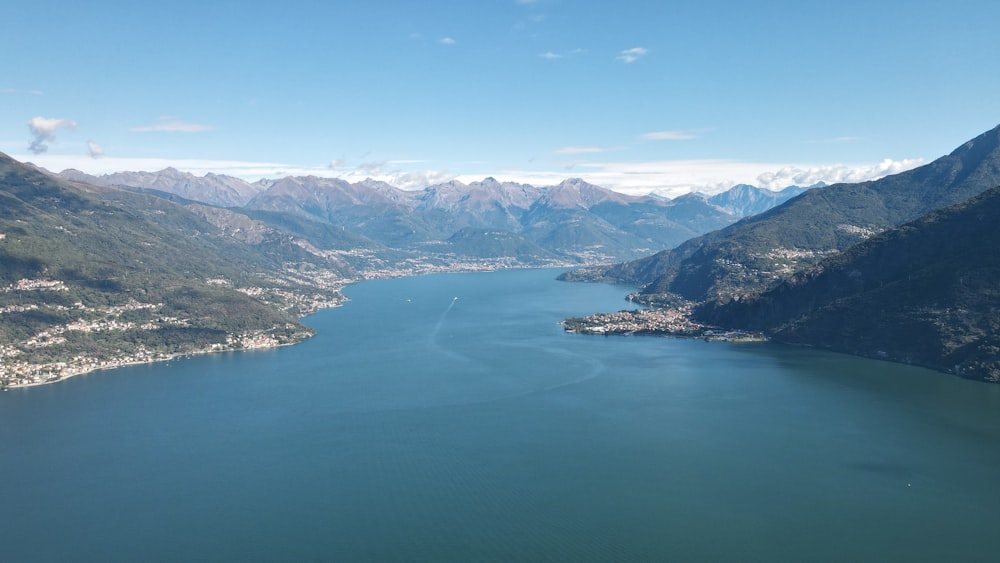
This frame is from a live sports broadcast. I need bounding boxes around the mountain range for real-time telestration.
[59,168,812,264]
[3,151,814,386]
[14,122,998,384]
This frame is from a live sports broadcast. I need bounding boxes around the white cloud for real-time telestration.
[13,152,924,200]
[539,51,562,60]
[754,158,923,190]
[617,47,648,63]
[439,37,456,45]
[641,130,698,141]
[129,118,215,133]
[27,116,78,154]
[3,88,44,96]
[87,140,104,159]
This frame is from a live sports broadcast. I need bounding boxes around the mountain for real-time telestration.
[570,124,1000,301]
[244,176,740,262]
[696,184,1000,382]
[53,167,809,267]
[1,153,339,386]
[707,184,811,218]
[59,168,262,207]
[414,178,537,231]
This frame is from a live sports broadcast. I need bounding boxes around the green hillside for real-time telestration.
[697,185,1000,382]
[0,153,334,386]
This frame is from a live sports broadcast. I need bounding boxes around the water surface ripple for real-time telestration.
[3,269,1000,561]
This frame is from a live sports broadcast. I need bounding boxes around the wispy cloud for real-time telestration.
[87,140,105,159]
[3,88,44,96]
[617,47,648,63]
[27,116,77,154]
[641,130,699,141]
[552,146,625,155]
[439,37,456,45]
[539,48,586,60]
[129,117,216,133]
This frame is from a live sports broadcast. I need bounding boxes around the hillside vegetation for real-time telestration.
[697,185,1000,381]
[0,154,336,386]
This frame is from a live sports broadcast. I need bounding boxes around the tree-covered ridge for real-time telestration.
[0,154,335,386]
[696,185,1000,382]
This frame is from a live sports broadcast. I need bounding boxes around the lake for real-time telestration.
[3,268,1000,561]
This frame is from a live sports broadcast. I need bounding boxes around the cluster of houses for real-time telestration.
[563,307,704,336]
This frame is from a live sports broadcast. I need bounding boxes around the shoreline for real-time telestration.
[4,334,311,390]
[4,337,307,390]
[2,265,588,391]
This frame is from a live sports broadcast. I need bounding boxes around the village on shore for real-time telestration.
[562,305,764,342]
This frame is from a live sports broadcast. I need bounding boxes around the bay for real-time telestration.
[2,268,1000,561]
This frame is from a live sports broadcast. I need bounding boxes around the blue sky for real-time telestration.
[3,0,998,196]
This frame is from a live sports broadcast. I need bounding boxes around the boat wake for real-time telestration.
[429,297,471,364]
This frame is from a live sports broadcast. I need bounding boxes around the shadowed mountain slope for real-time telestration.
[696,184,1000,382]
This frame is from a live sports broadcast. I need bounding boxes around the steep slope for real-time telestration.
[441,227,561,262]
[573,124,1000,301]
[0,153,330,386]
[697,185,1000,382]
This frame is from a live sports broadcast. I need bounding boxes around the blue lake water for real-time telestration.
[3,268,1000,561]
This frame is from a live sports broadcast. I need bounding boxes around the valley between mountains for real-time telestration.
[0,154,805,387]
[3,123,1000,386]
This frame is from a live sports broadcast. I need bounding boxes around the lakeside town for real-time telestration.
[562,305,765,342]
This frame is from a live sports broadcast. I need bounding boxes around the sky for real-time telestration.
[2,0,998,197]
